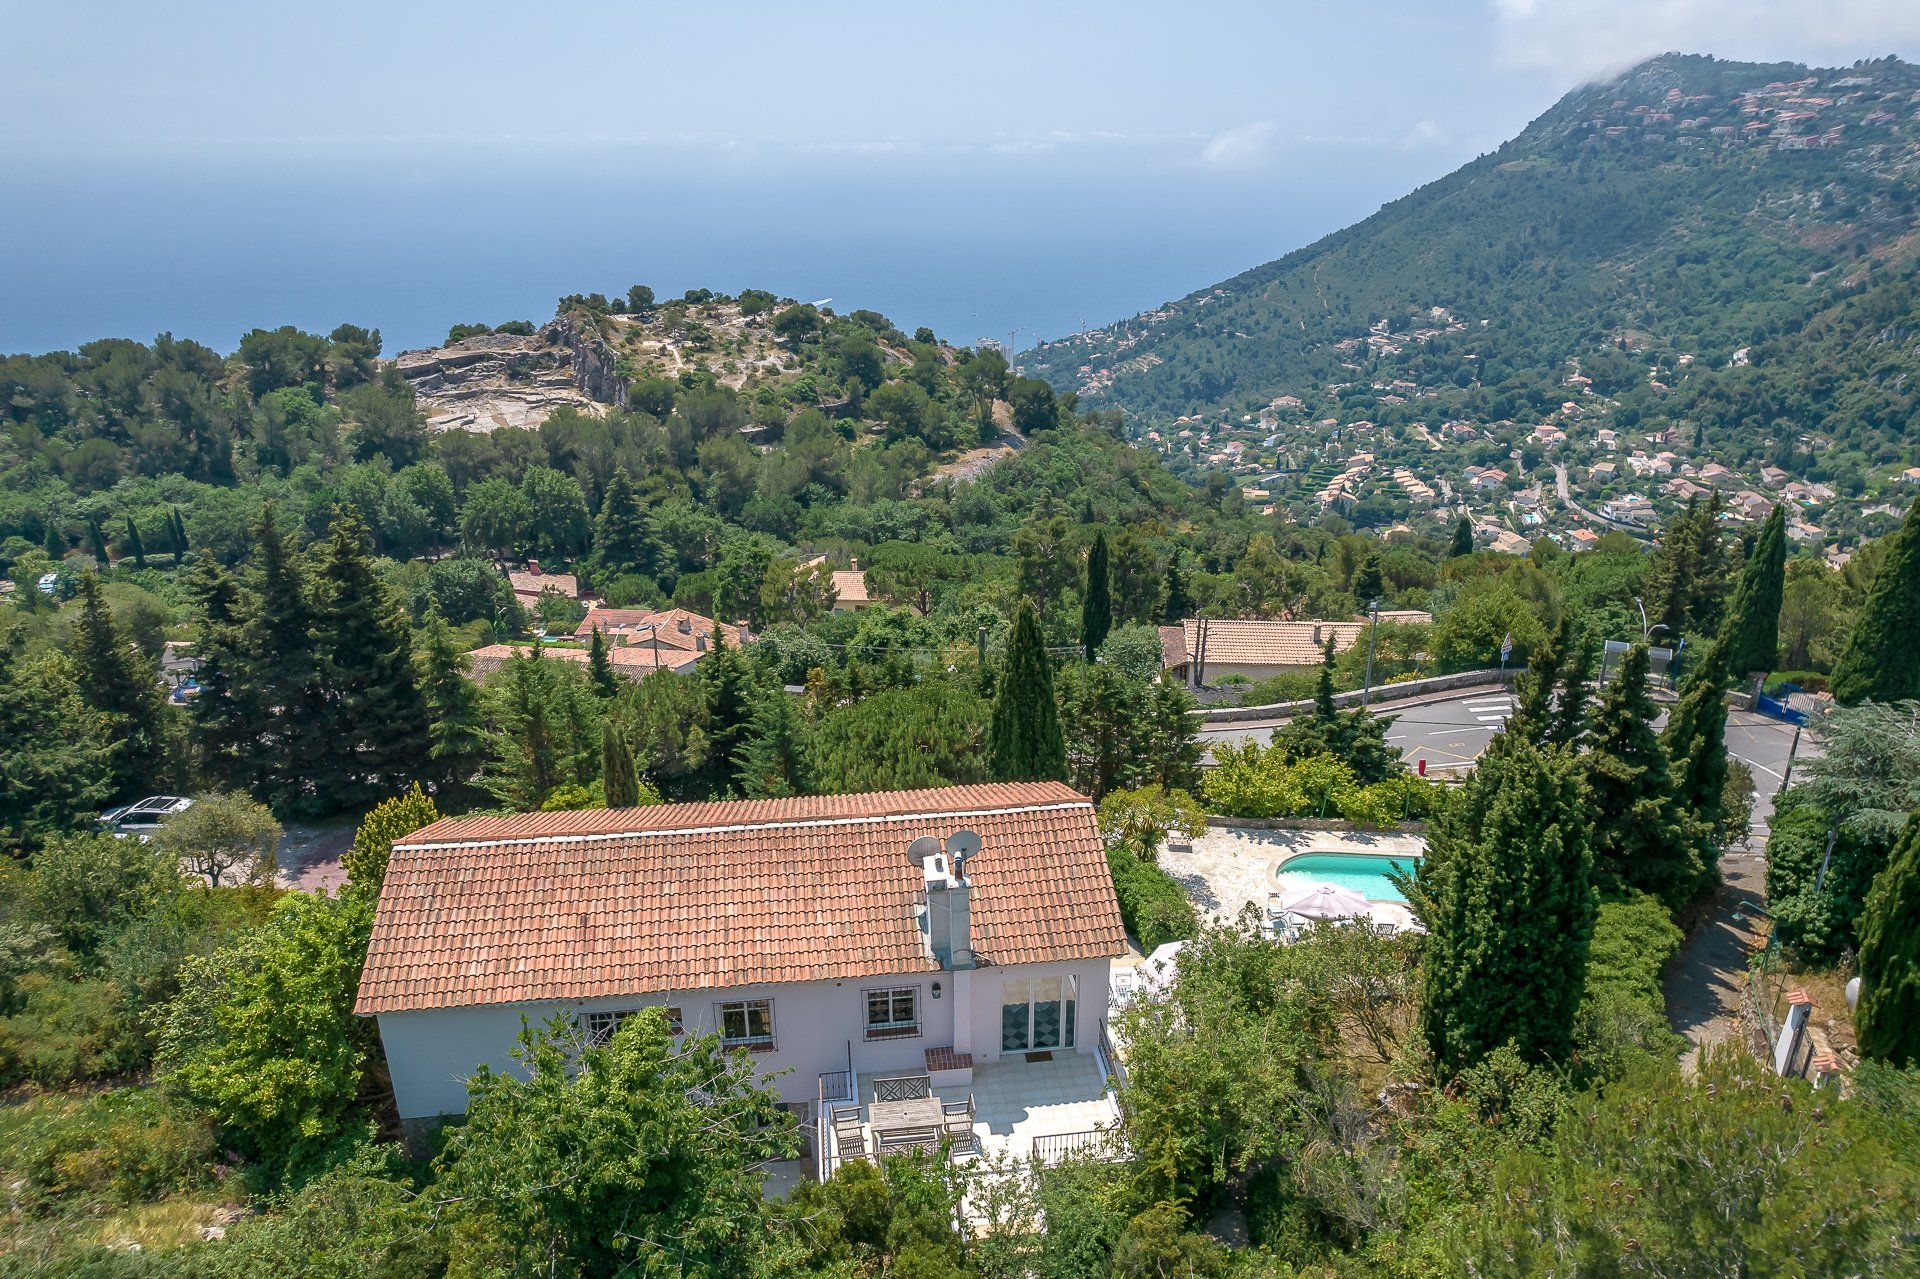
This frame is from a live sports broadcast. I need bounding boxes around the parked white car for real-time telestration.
[97,795,194,839]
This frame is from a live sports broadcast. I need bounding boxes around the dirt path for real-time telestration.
[277,818,356,894]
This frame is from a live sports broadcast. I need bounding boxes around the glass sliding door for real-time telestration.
[1000,975,1078,1052]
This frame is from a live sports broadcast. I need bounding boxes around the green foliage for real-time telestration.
[1106,847,1199,953]
[1417,734,1595,1076]
[988,602,1066,783]
[432,1011,792,1279]
[70,569,172,800]
[1081,530,1113,658]
[192,1144,443,1279]
[150,792,281,890]
[0,626,112,856]
[1832,496,1920,705]
[1722,503,1786,677]
[26,831,181,959]
[0,1088,216,1217]
[1856,813,1920,1068]
[1452,1051,1920,1278]
[415,610,487,800]
[1575,892,1687,1076]
[1097,785,1207,860]
[1201,743,1442,824]
[341,785,439,896]
[782,1154,971,1277]
[1585,644,1700,909]
[159,891,376,1183]
[804,681,989,793]
[1764,789,1886,958]
[479,648,603,810]
[1058,663,1201,800]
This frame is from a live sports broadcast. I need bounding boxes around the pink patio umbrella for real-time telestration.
[1273,881,1371,922]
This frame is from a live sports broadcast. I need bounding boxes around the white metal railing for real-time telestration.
[816,1070,857,1180]
[1030,1124,1128,1165]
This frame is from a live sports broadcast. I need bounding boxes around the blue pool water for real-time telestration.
[1273,853,1420,904]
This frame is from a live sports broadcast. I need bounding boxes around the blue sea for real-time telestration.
[0,154,1417,357]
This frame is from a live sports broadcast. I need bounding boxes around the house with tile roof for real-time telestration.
[574,607,748,653]
[504,561,580,611]
[1160,617,1382,685]
[356,782,1129,1167]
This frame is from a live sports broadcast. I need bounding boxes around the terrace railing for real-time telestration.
[1030,1124,1128,1166]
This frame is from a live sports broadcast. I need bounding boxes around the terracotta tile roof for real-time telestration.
[574,608,747,651]
[465,643,700,681]
[507,569,579,600]
[832,569,871,606]
[355,782,1124,1016]
[1163,618,1367,670]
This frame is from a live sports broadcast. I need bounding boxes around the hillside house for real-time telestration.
[506,562,581,612]
[576,607,748,654]
[356,783,1129,1171]
[1160,615,1423,686]
[465,640,702,681]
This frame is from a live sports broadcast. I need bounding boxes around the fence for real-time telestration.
[1198,668,1508,725]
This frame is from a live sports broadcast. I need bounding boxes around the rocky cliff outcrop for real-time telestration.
[392,313,626,433]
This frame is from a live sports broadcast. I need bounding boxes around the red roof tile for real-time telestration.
[355,782,1124,1016]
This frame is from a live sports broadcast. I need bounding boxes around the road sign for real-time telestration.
[1499,633,1513,663]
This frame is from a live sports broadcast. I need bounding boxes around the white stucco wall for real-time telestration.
[375,958,1112,1121]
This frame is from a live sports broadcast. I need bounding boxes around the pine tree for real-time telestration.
[167,507,189,567]
[237,505,328,812]
[601,723,641,807]
[1508,614,1568,745]
[1644,498,1701,638]
[593,466,657,580]
[1081,531,1113,659]
[87,520,111,566]
[587,626,618,698]
[1449,515,1474,558]
[69,569,171,799]
[311,508,431,811]
[1831,497,1920,706]
[123,516,147,570]
[736,692,807,799]
[186,560,258,789]
[1586,644,1701,909]
[1856,814,1920,1069]
[480,648,578,809]
[1417,735,1595,1075]
[1721,504,1785,680]
[0,626,112,854]
[989,602,1067,783]
[700,628,758,795]
[417,610,487,800]
[1160,555,1195,623]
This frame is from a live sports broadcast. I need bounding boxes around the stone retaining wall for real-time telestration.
[1198,668,1508,725]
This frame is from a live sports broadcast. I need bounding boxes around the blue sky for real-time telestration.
[5,1,1920,353]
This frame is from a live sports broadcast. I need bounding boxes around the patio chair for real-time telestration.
[941,1099,978,1155]
[873,1074,931,1102]
[1372,921,1398,938]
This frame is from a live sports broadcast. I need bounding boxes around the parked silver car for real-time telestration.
[97,795,195,839]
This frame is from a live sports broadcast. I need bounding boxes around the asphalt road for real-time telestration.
[1199,685,1808,786]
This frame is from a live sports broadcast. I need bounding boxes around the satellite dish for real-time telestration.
[906,835,942,867]
[944,830,983,865]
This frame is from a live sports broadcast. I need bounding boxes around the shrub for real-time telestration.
[1106,849,1198,952]
[1575,892,1686,1076]
[0,973,147,1087]
[0,1088,217,1212]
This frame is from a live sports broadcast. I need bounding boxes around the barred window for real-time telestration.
[864,987,919,1039]
[719,999,775,1050]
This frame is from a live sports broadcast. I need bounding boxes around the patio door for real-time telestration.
[999,975,1077,1052]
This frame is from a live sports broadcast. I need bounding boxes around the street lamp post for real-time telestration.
[1362,599,1380,708]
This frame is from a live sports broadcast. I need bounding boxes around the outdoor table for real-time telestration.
[868,1095,943,1145]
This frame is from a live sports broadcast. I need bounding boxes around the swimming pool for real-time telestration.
[1272,852,1420,904]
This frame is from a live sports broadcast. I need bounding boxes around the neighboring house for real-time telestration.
[1360,608,1434,625]
[1602,496,1657,525]
[506,561,580,612]
[464,641,702,681]
[355,782,1129,1171]
[575,607,748,653]
[1901,466,1920,484]
[1760,466,1791,488]
[1160,618,1373,686]
[1566,527,1600,551]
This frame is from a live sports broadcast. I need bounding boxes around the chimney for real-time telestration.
[527,558,541,575]
[1312,623,1322,645]
[923,853,974,971]
[849,556,860,572]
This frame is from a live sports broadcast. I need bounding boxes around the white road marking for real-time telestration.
[1474,714,1509,724]
[1464,701,1512,712]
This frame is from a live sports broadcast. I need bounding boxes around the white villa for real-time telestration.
[355,782,1129,1177]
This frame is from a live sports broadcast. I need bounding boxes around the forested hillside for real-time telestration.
[1025,54,1920,481]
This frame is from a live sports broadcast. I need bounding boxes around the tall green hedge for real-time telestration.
[1106,848,1198,953]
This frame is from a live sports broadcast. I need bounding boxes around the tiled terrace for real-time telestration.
[820,1051,1122,1177]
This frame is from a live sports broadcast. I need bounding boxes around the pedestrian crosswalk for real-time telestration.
[1465,697,1513,725]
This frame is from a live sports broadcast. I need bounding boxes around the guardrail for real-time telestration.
[1031,1125,1128,1165]
[815,1070,856,1180]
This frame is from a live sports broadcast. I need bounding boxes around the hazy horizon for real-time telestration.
[6,0,1920,356]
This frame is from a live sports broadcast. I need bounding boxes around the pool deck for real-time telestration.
[1162,826,1427,931]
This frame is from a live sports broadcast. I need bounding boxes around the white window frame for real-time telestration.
[582,1006,682,1044]
[863,986,920,1040]
[718,998,776,1051]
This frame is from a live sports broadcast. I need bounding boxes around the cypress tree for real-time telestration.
[587,626,618,698]
[1353,551,1384,604]
[87,520,111,566]
[700,628,757,795]
[1586,643,1700,909]
[187,560,258,789]
[1449,515,1474,558]
[1509,614,1569,746]
[1547,624,1595,748]
[311,507,430,811]
[417,610,487,801]
[44,523,64,559]
[341,784,439,897]
[1081,531,1113,659]
[1664,636,1732,842]
[69,569,172,799]
[167,507,189,567]
[988,601,1067,783]
[1644,498,1701,638]
[123,516,148,570]
[1856,813,1920,1069]
[1417,735,1595,1075]
[1831,498,1920,706]
[238,505,328,812]
[1160,555,1195,623]
[737,692,807,799]
[593,466,656,580]
[602,723,641,808]
[482,649,562,809]
[1721,504,1785,680]
[1314,635,1337,721]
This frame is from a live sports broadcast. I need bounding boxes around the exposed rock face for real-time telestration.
[392,315,626,433]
